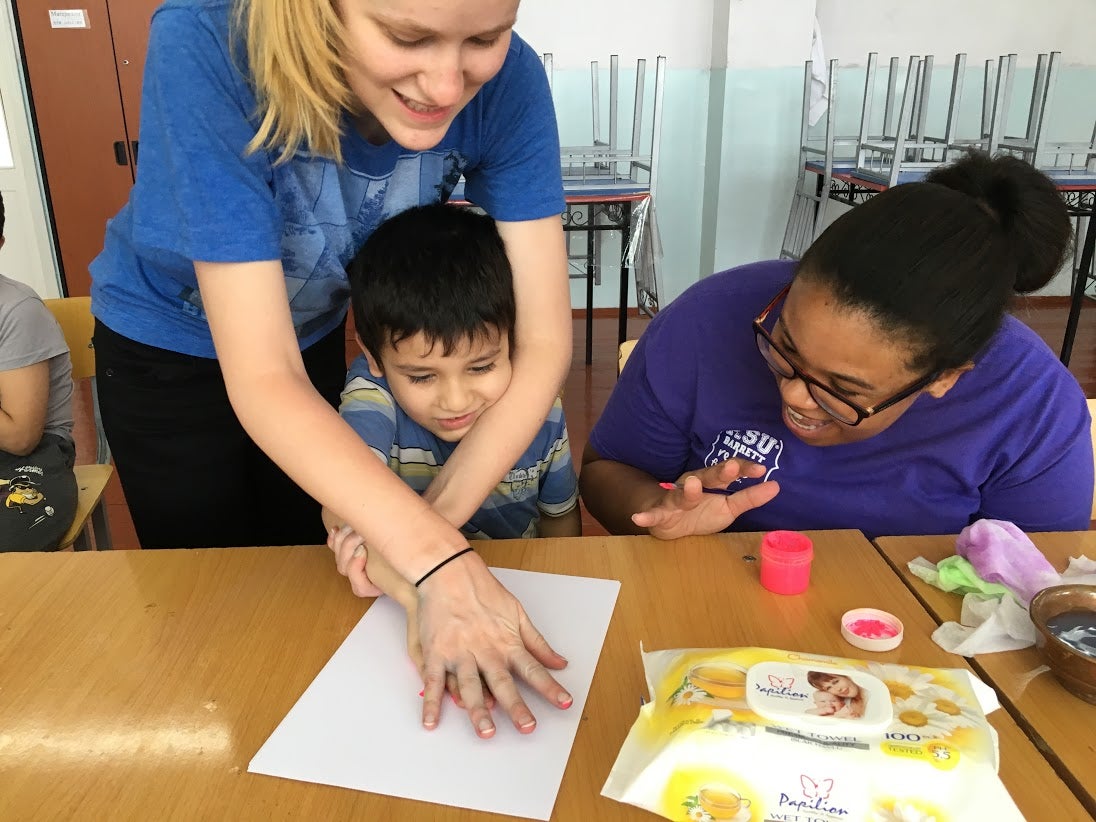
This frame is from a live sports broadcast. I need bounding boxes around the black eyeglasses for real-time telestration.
[752,284,939,426]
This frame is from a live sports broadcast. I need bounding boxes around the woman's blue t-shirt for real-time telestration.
[90,0,564,357]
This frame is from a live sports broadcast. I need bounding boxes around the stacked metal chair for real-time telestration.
[547,54,669,361]
[782,53,950,258]
[780,59,855,260]
[782,50,1080,254]
[781,50,1095,366]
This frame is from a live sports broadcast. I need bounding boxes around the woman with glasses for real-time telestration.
[580,152,1093,539]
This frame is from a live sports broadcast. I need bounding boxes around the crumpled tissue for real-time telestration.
[956,519,1063,605]
[908,519,1096,656]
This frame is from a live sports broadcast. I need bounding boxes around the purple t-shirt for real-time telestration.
[589,260,1093,537]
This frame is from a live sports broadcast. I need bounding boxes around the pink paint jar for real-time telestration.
[759,530,814,595]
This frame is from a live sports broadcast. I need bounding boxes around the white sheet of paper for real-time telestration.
[248,568,620,820]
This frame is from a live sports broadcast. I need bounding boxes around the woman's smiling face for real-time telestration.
[820,674,860,699]
[766,278,964,447]
[337,0,519,148]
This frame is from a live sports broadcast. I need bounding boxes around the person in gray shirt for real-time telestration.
[0,193,76,550]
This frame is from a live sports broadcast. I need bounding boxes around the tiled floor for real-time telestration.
[74,301,1094,548]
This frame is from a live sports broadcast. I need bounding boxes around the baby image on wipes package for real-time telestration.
[744,661,894,729]
[805,671,868,719]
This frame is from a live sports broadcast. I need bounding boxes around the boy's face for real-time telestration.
[363,327,512,442]
[812,691,842,714]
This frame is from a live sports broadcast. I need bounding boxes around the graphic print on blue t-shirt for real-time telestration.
[502,466,538,501]
[273,149,470,339]
[704,429,784,482]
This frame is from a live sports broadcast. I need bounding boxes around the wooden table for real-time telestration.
[876,531,1096,819]
[0,532,1088,820]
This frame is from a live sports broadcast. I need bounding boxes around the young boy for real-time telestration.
[324,204,580,606]
[0,192,78,551]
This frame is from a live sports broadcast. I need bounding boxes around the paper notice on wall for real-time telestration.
[48,10,90,29]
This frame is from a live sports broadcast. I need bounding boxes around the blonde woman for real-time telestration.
[90,0,571,738]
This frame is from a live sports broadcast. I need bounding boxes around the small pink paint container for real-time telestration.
[841,608,905,652]
[759,530,813,595]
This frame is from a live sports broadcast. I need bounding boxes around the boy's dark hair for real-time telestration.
[0,190,5,237]
[797,151,1071,372]
[349,204,515,363]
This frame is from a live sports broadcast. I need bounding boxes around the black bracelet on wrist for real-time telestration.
[414,546,475,588]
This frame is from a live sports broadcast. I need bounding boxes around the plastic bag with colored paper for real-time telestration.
[601,646,1023,822]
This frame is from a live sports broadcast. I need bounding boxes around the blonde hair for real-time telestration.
[234,0,352,164]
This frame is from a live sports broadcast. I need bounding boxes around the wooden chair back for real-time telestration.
[618,339,638,376]
[43,297,95,381]
[42,297,113,549]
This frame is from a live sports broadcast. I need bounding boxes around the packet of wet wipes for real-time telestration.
[601,646,1022,821]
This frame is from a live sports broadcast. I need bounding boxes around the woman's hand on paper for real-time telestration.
[415,550,571,738]
[403,600,494,712]
[329,526,486,709]
[330,524,512,721]
[632,459,780,539]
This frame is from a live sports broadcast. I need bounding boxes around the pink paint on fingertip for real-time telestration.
[658,482,676,490]
[418,689,424,697]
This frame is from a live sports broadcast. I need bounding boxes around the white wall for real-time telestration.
[711,0,815,272]
[725,0,815,68]
[816,0,1096,67]
[515,0,715,69]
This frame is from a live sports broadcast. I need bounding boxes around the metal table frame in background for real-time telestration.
[563,192,647,365]
[1060,187,1096,366]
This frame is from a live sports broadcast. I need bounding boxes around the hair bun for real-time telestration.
[925,151,1072,293]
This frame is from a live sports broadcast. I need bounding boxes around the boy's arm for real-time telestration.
[360,546,417,611]
[325,506,425,682]
[0,362,50,456]
[538,505,582,537]
[323,506,416,609]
